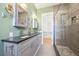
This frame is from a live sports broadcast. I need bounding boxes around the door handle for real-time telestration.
[9,45,14,56]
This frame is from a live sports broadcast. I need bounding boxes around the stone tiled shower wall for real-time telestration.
[53,3,79,55]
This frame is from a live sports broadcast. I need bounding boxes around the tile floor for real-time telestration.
[36,36,56,56]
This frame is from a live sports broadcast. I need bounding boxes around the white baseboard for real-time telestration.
[34,44,42,56]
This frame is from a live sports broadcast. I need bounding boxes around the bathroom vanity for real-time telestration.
[2,33,42,56]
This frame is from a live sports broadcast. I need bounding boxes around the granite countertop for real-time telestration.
[1,33,40,44]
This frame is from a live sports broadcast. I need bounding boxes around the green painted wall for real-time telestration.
[37,6,53,30]
[0,4,21,39]
[0,3,37,56]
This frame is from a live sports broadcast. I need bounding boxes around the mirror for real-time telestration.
[12,3,28,28]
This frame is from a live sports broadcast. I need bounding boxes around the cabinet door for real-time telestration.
[4,42,17,56]
[19,44,33,56]
[18,38,33,56]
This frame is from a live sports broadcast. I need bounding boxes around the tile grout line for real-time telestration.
[34,44,42,56]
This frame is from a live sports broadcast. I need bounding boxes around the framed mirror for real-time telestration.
[12,3,28,28]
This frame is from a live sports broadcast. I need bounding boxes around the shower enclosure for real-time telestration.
[54,3,79,56]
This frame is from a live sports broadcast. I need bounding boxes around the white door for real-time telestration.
[41,12,54,45]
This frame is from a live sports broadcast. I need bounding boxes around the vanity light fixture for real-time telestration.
[5,4,13,14]
[17,3,27,11]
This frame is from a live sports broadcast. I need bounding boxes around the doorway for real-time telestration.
[41,12,54,46]
[35,12,56,56]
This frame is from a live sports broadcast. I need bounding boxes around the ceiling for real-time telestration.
[34,3,60,9]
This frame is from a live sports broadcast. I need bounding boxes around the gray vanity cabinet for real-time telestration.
[18,38,33,56]
[3,34,42,56]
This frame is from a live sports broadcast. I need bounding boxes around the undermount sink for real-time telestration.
[21,36,30,39]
